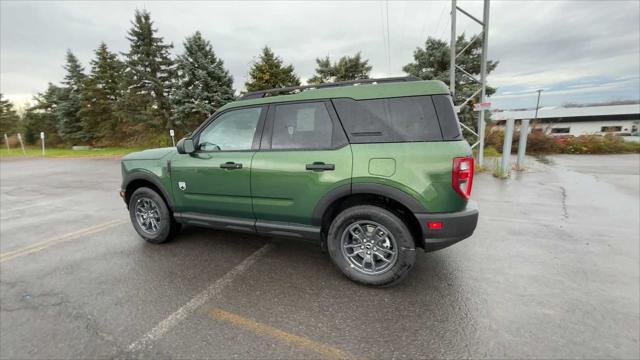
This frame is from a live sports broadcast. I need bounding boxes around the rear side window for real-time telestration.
[332,96,443,143]
[271,102,334,150]
[432,95,462,140]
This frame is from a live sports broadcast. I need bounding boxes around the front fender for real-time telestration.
[121,160,174,209]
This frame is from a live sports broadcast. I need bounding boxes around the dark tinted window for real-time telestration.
[432,95,462,140]
[271,102,335,150]
[332,96,443,143]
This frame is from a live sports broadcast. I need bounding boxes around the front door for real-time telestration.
[170,106,265,220]
[251,100,352,226]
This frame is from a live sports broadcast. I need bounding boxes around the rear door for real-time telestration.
[170,106,266,221]
[251,100,352,227]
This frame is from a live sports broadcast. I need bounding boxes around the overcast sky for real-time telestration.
[1,0,639,110]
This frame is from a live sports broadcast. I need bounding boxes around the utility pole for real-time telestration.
[449,0,457,99]
[477,0,490,168]
[450,0,490,167]
[534,89,543,121]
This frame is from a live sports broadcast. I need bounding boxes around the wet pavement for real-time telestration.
[1,154,638,359]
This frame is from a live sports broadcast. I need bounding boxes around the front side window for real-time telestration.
[197,107,262,151]
[550,127,570,134]
[271,102,335,150]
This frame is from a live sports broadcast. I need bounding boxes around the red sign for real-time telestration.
[474,102,492,111]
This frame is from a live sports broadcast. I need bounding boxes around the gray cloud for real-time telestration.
[1,0,639,109]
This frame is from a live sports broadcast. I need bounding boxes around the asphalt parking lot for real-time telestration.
[1,154,638,359]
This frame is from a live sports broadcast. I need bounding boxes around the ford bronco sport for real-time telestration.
[120,77,478,286]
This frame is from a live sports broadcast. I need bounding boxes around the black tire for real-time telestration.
[128,187,179,244]
[327,205,416,286]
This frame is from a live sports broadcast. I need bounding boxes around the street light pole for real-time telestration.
[534,89,543,121]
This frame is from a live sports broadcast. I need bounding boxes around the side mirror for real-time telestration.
[176,138,195,154]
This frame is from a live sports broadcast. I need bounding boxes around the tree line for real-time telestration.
[0,9,496,148]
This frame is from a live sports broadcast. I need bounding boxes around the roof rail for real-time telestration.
[239,76,422,100]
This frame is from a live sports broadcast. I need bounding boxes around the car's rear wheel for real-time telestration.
[129,187,178,244]
[327,205,416,286]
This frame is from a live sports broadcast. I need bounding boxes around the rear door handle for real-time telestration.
[220,162,242,169]
[306,162,335,171]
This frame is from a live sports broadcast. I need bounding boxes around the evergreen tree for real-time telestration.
[80,42,125,144]
[308,52,372,84]
[24,83,65,145]
[0,94,21,136]
[57,50,87,144]
[121,9,175,133]
[245,47,300,91]
[403,35,498,133]
[172,31,235,132]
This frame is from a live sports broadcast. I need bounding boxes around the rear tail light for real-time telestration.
[452,156,474,199]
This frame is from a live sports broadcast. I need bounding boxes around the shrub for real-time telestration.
[514,132,562,154]
[483,129,639,155]
[485,129,504,150]
[486,129,561,154]
[562,134,640,154]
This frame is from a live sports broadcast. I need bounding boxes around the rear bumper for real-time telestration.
[414,201,478,252]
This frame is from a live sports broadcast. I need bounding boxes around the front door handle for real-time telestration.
[305,162,335,171]
[220,162,242,169]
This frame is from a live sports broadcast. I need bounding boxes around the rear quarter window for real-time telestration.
[432,95,462,140]
[332,96,444,143]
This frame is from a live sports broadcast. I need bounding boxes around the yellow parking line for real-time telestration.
[0,219,127,263]
[210,308,362,360]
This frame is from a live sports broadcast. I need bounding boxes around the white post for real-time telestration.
[17,133,26,155]
[500,118,514,178]
[516,119,530,170]
[40,132,45,157]
[3,133,9,152]
[169,129,175,147]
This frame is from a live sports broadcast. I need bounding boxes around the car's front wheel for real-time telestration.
[129,187,178,244]
[327,205,416,286]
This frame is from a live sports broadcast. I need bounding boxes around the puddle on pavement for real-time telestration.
[534,154,554,165]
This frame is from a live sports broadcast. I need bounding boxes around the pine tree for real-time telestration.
[245,47,300,91]
[121,9,175,133]
[24,83,65,145]
[308,57,333,84]
[172,31,235,132]
[80,42,125,144]
[403,35,498,134]
[57,50,87,144]
[0,94,21,136]
[308,52,372,84]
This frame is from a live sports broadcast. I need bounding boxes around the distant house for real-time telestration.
[492,104,640,138]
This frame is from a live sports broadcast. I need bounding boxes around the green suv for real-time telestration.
[120,77,478,286]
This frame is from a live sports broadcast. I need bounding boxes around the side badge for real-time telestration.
[178,181,187,191]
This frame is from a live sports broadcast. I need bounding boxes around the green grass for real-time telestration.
[482,146,501,157]
[472,145,501,158]
[0,146,142,158]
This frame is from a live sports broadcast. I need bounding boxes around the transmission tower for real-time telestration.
[450,0,490,167]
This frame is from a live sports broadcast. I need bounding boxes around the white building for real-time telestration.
[492,104,640,138]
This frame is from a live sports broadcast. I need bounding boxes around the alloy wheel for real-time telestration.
[134,197,161,235]
[340,220,398,275]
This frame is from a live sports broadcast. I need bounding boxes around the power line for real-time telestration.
[433,3,446,40]
[439,14,450,41]
[385,0,391,73]
[418,1,432,41]
[379,2,389,74]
